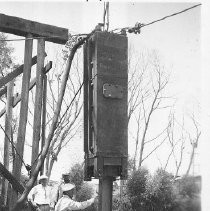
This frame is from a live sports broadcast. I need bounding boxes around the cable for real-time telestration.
[142,3,201,28]
[57,81,84,127]
[0,3,201,42]
[0,124,30,173]
[111,3,201,34]
[0,33,88,42]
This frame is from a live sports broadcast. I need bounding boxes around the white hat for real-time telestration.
[62,183,75,192]
[39,175,48,181]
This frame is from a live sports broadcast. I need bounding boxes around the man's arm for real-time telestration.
[28,186,38,208]
[67,198,94,210]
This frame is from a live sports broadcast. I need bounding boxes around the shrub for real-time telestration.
[126,167,149,210]
[145,169,175,211]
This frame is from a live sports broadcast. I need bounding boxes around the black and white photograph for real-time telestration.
[0,1,207,211]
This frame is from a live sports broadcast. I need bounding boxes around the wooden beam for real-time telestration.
[12,34,33,205]
[1,80,14,206]
[0,13,68,44]
[0,162,24,194]
[0,62,52,118]
[0,55,41,90]
[31,39,45,175]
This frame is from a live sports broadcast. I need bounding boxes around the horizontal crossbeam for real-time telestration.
[0,55,43,91]
[0,13,68,44]
[0,61,52,118]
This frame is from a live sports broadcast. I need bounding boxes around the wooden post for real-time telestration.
[98,177,113,211]
[40,73,47,175]
[31,38,45,176]
[1,80,14,206]
[11,33,33,205]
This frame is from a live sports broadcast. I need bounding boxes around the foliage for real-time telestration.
[172,176,201,211]
[177,176,201,198]
[68,163,97,211]
[76,182,97,211]
[68,163,84,191]
[0,33,14,77]
[144,169,175,211]
[113,191,132,211]
[126,167,149,210]
[126,168,177,211]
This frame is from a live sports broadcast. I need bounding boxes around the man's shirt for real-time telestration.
[54,195,94,211]
[28,184,52,205]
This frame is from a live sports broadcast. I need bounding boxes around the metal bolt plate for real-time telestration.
[103,83,123,99]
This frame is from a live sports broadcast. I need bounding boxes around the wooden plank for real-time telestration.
[31,39,45,175]
[1,80,14,205]
[0,62,52,118]
[0,55,39,90]
[12,33,33,189]
[0,13,68,44]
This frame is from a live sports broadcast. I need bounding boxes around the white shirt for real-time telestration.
[55,195,94,211]
[28,184,53,205]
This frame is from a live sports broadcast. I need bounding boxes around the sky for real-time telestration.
[1,0,210,207]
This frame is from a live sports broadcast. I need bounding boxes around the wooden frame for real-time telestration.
[0,13,68,44]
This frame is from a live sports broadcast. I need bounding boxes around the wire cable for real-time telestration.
[0,124,29,173]
[111,3,201,33]
[142,3,201,28]
[0,33,88,42]
[57,80,84,127]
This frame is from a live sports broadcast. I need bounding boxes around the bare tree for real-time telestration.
[185,112,201,176]
[44,50,83,179]
[128,50,171,169]
[165,113,186,177]
[163,107,200,178]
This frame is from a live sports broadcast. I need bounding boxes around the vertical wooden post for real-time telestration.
[11,34,33,205]
[40,73,47,175]
[98,177,113,211]
[31,38,45,175]
[1,80,14,207]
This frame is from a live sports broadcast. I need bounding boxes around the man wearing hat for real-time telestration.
[57,173,71,200]
[28,175,54,211]
[55,183,95,211]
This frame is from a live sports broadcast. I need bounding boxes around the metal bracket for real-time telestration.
[103,83,123,99]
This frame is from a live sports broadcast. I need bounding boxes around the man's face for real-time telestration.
[40,179,48,187]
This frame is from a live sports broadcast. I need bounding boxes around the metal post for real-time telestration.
[99,177,113,211]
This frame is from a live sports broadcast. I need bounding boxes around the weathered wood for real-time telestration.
[40,74,47,175]
[11,30,93,211]
[31,39,45,175]
[0,13,68,44]
[12,34,33,205]
[0,162,24,194]
[0,62,52,118]
[1,80,14,206]
[0,55,39,90]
